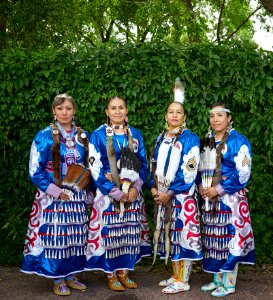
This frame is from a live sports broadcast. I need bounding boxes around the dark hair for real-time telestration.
[211,102,230,116]
[52,93,75,110]
[106,96,127,109]
[106,96,128,126]
[165,101,186,115]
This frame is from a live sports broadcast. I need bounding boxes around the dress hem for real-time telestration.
[20,268,84,279]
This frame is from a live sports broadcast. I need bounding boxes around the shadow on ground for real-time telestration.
[0,261,272,300]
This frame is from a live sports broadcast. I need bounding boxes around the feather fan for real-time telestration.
[119,147,141,217]
[199,135,216,211]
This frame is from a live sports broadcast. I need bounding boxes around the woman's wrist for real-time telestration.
[46,183,62,199]
[109,186,124,201]
[166,190,174,198]
[131,178,143,193]
[215,183,225,196]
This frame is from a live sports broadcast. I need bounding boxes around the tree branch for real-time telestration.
[0,0,8,50]
[104,20,115,42]
[137,25,150,45]
[77,29,97,47]
[182,0,200,43]
[217,0,226,44]
[223,5,263,42]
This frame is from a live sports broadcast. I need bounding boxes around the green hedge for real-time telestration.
[1,43,273,266]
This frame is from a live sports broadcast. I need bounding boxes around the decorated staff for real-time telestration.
[149,79,202,294]
[85,96,150,292]
[21,93,92,296]
[199,102,255,298]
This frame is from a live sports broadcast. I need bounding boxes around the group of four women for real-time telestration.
[21,88,254,298]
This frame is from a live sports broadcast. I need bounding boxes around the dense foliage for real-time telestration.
[1,43,273,266]
[1,0,272,49]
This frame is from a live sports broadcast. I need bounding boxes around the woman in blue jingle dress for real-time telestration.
[199,102,255,298]
[85,96,150,291]
[148,88,202,294]
[21,93,92,296]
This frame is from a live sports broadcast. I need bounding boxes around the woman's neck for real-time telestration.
[110,122,125,134]
[57,122,72,131]
[215,131,225,141]
[63,125,72,131]
[167,126,180,132]
[166,126,181,138]
[114,128,125,134]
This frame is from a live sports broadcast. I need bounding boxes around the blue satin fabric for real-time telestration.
[201,129,255,273]
[85,124,151,272]
[21,125,90,278]
[149,129,202,262]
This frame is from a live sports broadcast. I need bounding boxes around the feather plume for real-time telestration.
[174,77,185,104]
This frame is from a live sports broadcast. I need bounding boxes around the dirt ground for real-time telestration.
[0,262,273,300]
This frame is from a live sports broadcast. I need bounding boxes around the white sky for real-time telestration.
[251,0,273,51]
[253,23,273,51]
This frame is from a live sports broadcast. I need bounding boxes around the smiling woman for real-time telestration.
[52,97,75,131]
[209,107,232,140]
[148,79,202,294]
[165,102,186,130]
[85,95,151,292]
[105,97,128,127]
[198,102,255,298]
[21,93,92,296]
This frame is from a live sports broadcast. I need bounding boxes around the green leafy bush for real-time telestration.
[1,43,272,266]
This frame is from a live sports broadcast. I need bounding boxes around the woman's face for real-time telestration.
[105,98,128,126]
[52,99,75,128]
[209,106,231,135]
[165,102,186,130]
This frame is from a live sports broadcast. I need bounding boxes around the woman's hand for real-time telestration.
[120,191,129,203]
[151,187,158,198]
[201,187,218,199]
[127,186,138,202]
[198,185,205,195]
[154,192,170,205]
[59,192,70,201]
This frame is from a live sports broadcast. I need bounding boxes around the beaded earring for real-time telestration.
[227,121,233,132]
[180,121,186,129]
[207,125,213,137]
